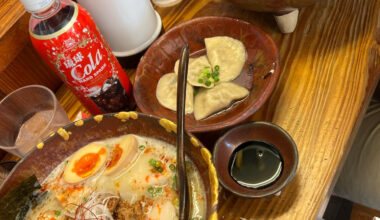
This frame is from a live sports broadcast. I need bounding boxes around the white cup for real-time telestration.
[152,0,182,7]
[78,0,162,57]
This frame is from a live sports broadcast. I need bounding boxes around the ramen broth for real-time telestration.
[25,135,206,220]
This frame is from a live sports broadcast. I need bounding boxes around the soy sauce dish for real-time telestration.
[213,121,298,198]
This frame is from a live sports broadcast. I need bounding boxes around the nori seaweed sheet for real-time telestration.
[0,175,41,219]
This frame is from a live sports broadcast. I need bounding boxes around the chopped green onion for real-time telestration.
[149,158,164,173]
[169,164,176,171]
[138,145,145,150]
[147,186,163,197]
[201,69,210,75]
[156,187,163,193]
[172,174,178,190]
[173,198,179,208]
[147,186,155,196]
[55,210,61,217]
[155,161,161,168]
[62,190,66,194]
[199,65,221,86]
[149,159,156,167]
[83,197,88,202]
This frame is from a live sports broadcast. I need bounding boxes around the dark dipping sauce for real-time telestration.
[229,141,283,189]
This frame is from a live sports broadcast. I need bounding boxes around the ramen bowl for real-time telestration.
[0,112,218,219]
[134,16,280,133]
[213,121,298,198]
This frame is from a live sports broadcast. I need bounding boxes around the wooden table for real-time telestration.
[54,0,379,219]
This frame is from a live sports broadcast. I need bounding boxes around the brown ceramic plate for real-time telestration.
[0,113,218,218]
[134,16,280,133]
[213,121,298,198]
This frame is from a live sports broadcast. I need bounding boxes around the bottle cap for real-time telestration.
[19,0,54,12]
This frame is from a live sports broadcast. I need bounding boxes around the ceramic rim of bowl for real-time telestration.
[1,112,219,219]
[134,16,280,133]
[213,121,298,198]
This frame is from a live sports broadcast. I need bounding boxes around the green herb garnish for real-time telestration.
[147,186,163,197]
[198,65,221,87]
[83,197,88,202]
[138,145,145,150]
[173,198,179,208]
[172,174,178,190]
[169,164,176,171]
[149,159,164,173]
[147,186,155,194]
[55,210,61,217]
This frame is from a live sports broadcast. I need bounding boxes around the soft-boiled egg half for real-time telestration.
[63,143,108,184]
[103,134,139,176]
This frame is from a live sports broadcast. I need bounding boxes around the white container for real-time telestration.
[152,0,182,7]
[78,0,162,57]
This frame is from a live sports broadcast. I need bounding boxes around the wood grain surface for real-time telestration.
[350,203,380,220]
[22,0,380,219]
[0,0,62,100]
[0,0,25,38]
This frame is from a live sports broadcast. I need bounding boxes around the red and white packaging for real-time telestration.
[29,1,134,115]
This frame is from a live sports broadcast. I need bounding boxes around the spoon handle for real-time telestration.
[177,44,190,220]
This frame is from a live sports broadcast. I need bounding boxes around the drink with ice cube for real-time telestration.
[0,86,70,158]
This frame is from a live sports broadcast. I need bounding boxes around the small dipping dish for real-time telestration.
[213,121,298,198]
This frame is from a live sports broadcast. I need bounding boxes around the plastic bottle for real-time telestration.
[20,0,135,115]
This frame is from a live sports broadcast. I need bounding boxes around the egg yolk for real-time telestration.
[72,148,106,177]
[107,144,123,170]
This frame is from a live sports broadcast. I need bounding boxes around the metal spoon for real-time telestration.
[177,44,190,220]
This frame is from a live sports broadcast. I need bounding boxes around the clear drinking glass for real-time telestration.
[0,85,71,158]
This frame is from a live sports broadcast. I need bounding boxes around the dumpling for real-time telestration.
[156,73,194,114]
[174,55,214,88]
[193,82,249,120]
[205,36,246,82]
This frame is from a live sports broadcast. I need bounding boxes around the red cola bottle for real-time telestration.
[20,0,135,115]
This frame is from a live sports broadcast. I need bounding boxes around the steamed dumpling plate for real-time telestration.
[156,36,249,120]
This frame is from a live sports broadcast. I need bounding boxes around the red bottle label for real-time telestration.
[30,3,133,115]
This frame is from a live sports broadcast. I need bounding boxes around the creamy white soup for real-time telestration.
[26,135,206,220]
